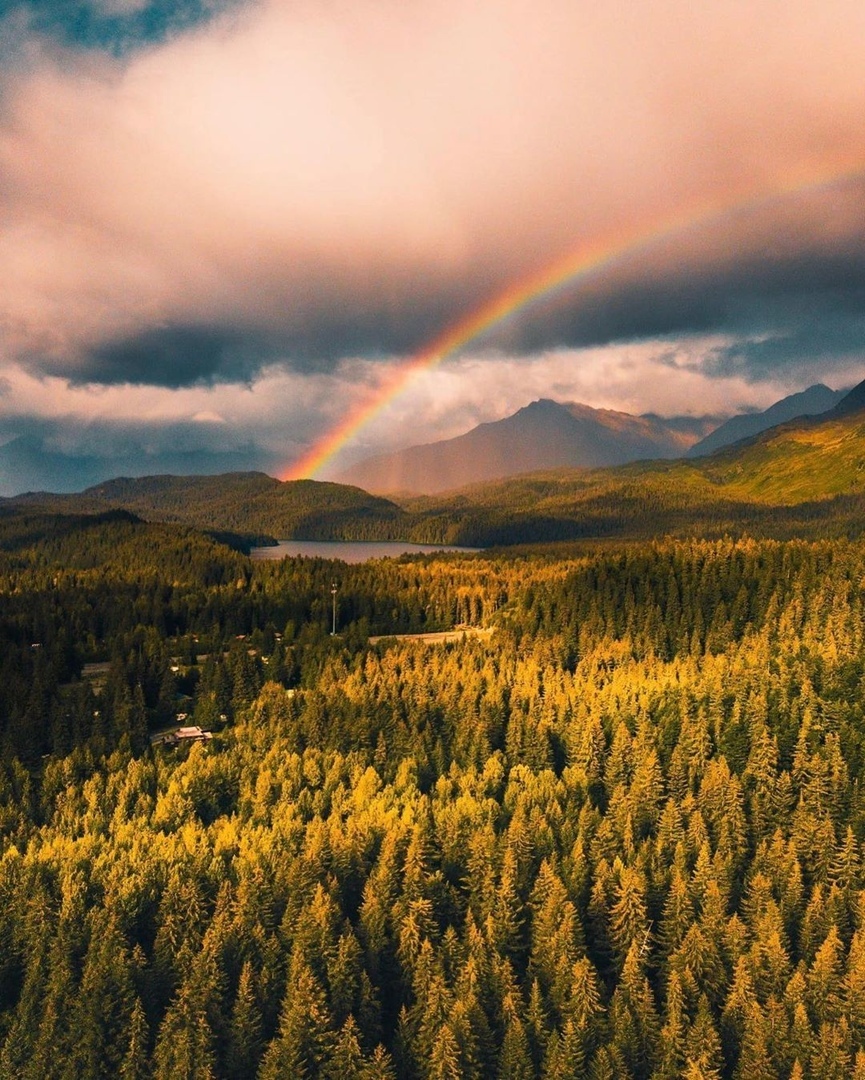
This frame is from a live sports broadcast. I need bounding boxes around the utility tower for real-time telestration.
[331,581,338,636]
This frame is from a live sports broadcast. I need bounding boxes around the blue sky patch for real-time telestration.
[0,0,240,54]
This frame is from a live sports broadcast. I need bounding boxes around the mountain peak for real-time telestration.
[336,398,715,494]
[827,376,865,419]
[686,383,844,458]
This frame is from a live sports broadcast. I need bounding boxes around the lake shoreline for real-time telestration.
[249,539,481,563]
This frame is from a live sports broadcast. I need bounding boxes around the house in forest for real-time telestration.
[155,725,213,747]
[175,725,213,743]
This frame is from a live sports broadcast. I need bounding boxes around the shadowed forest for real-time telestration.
[1,510,865,1076]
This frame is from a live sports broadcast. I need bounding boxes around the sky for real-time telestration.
[2,0,865,492]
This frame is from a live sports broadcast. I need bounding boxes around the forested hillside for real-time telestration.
[6,473,408,545]
[2,509,865,1076]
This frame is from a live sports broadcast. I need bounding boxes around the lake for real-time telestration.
[249,540,480,563]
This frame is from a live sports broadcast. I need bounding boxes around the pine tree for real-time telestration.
[807,925,844,1027]
[685,995,723,1078]
[543,1019,584,1080]
[498,1014,534,1080]
[325,1015,366,1080]
[733,1002,776,1080]
[360,1044,398,1080]
[654,970,687,1080]
[151,978,217,1080]
[809,1019,852,1079]
[785,1001,815,1077]
[608,943,658,1079]
[119,998,150,1080]
[73,913,137,1079]
[225,960,263,1079]
[658,867,694,960]
[427,1021,463,1080]
[609,865,650,970]
[257,959,336,1079]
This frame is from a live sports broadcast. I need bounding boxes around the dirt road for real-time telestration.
[368,627,494,645]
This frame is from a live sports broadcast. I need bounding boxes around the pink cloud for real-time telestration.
[0,0,864,387]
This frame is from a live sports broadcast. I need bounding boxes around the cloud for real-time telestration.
[1,0,865,483]
[1,0,865,393]
[72,324,268,387]
[2,325,863,492]
[0,359,350,460]
[702,313,865,383]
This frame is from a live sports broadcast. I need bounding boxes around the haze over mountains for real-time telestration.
[335,400,715,495]
[0,380,850,499]
[337,385,844,494]
[0,435,277,499]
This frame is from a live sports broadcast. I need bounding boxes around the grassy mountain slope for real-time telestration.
[697,406,865,502]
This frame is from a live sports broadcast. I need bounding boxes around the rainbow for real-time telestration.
[281,163,865,481]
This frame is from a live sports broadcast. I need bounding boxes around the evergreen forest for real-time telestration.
[3,506,865,1077]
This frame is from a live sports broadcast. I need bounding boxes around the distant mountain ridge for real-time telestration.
[337,398,718,494]
[391,372,865,546]
[1,384,848,501]
[686,383,845,457]
[824,378,865,419]
[0,434,279,499]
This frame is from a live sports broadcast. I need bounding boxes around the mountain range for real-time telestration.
[0,382,848,499]
[4,374,865,548]
[337,384,844,494]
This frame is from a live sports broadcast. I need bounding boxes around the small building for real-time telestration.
[155,724,214,747]
[176,725,213,743]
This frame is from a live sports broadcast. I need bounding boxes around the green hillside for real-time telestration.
[698,409,865,502]
[401,398,865,545]
[5,473,408,544]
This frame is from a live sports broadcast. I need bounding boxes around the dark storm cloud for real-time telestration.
[30,257,865,391]
[703,313,865,383]
[70,325,269,387]
[56,204,865,389]
[45,301,467,386]
[503,268,865,362]
[480,183,865,369]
